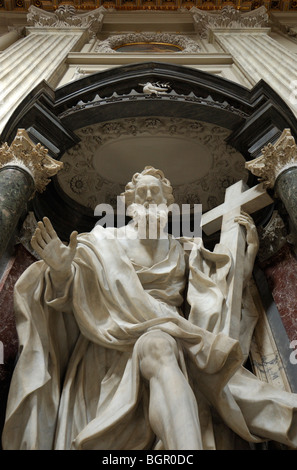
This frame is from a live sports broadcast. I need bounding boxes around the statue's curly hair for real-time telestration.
[121,166,175,207]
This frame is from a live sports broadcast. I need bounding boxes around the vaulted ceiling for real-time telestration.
[0,0,297,13]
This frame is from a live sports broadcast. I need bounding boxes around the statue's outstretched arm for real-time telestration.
[31,216,78,289]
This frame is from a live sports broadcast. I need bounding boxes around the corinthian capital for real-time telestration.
[245,128,297,189]
[27,5,107,36]
[0,129,63,195]
[190,5,269,38]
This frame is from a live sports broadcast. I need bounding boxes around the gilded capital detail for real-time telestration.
[245,129,297,189]
[0,129,63,196]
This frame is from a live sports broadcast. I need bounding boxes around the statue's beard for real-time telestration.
[127,203,169,239]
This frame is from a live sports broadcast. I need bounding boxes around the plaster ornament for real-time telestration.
[57,118,249,210]
[190,5,269,38]
[94,32,201,54]
[27,5,107,36]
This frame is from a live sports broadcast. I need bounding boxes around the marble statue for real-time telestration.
[2,166,297,450]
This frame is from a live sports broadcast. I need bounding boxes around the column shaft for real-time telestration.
[215,31,297,112]
[0,166,35,258]
[275,167,297,233]
[0,30,20,51]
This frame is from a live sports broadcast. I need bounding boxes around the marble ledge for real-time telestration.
[66,52,234,66]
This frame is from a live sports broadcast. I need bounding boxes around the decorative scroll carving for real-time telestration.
[94,32,201,53]
[16,211,41,259]
[190,5,269,38]
[245,129,297,189]
[0,129,63,195]
[27,5,106,36]
[257,210,288,262]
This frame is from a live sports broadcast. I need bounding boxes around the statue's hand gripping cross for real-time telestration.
[201,181,273,339]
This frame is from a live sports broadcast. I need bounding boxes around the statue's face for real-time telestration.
[135,175,166,208]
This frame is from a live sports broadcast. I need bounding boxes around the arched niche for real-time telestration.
[2,61,297,240]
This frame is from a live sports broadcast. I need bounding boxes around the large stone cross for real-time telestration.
[201,181,273,340]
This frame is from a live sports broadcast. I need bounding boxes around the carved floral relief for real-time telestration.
[57,117,248,211]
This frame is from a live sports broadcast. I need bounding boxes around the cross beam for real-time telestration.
[201,181,273,340]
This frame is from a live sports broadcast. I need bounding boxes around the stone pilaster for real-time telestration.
[0,129,63,259]
[190,6,297,114]
[246,128,297,233]
[0,29,23,52]
[214,30,297,103]
[0,5,106,134]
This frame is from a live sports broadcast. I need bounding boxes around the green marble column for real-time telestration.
[0,166,35,259]
[275,167,297,233]
[245,129,297,236]
[0,128,63,260]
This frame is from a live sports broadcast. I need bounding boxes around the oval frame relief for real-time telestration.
[94,33,201,54]
[114,42,183,53]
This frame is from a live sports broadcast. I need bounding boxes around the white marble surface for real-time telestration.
[2,168,297,450]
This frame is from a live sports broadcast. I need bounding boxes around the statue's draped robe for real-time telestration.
[2,226,297,450]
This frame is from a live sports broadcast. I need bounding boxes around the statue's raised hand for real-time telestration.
[31,217,78,274]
